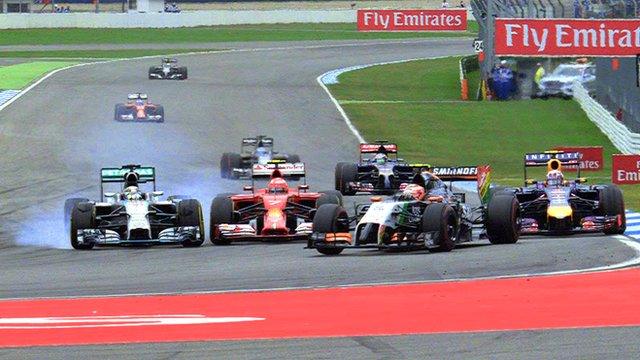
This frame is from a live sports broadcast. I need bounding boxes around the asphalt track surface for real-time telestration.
[0,38,639,357]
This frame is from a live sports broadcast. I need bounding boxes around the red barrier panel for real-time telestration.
[495,18,640,57]
[554,146,603,172]
[357,9,467,31]
[612,154,640,184]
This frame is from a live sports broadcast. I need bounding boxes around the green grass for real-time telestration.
[329,57,639,208]
[0,61,77,89]
[0,22,477,46]
[0,49,222,59]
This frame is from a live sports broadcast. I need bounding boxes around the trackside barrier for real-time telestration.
[458,55,479,101]
[573,82,640,154]
[0,10,356,29]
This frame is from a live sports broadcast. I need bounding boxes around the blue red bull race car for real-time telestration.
[496,150,626,235]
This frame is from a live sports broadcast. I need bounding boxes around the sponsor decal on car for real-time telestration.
[357,9,467,31]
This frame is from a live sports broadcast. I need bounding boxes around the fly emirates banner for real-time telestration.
[495,18,640,56]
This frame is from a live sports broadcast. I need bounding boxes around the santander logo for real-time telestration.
[0,314,264,329]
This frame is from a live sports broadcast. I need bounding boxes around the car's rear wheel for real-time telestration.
[599,184,626,234]
[177,199,205,247]
[317,190,343,207]
[70,202,95,250]
[486,194,520,244]
[422,203,457,252]
[288,154,300,163]
[210,195,235,245]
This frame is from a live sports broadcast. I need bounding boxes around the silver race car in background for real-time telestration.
[64,164,204,249]
[148,58,188,80]
[220,135,301,179]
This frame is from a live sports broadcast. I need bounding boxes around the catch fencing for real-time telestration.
[573,82,640,154]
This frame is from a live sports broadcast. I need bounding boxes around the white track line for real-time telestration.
[2,43,639,301]
[315,55,458,143]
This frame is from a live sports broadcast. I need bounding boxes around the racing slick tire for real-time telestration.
[70,202,95,250]
[220,153,242,179]
[154,105,165,123]
[210,195,235,245]
[64,197,89,233]
[177,199,205,247]
[599,184,626,235]
[486,194,520,244]
[288,154,300,163]
[336,162,357,196]
[318,190,344,207]
[114,104,128,121]
[148,67,158,79]
[178,67,188,80]
[422,203,457,252]
[312,204,349,255]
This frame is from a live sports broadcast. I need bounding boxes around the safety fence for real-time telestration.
[0,9,355,28]
[573,82,640,154]
[459,55,479,101]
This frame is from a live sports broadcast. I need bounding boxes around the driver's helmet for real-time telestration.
[255,147,270,157]
[400,184,425,201]
[267,177,289,194]
[123,186,143,201]
[546,170,564,187]
[421,171,441,191]
[373,153,388,165]
[135,99,145,106]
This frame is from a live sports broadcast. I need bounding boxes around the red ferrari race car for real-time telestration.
[114,93,165,122]
[209,161,342,244]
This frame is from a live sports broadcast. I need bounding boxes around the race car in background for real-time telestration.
[220,135,301,179]
[114,93,165,122]
[148,58,188,80]
[210,160,342,244]
[496,151,625,235]
[64,164,204,250]
[335,141,415,195]
[310,165,521,255]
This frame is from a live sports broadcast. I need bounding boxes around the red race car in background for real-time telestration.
[114,93,165,122]
[209,161,342,244]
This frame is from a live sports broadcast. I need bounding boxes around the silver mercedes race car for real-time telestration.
[64,164,204,249]
[148,58,188,80]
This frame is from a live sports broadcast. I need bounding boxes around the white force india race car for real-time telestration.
[64,164,204,249]
[309,165,520,255]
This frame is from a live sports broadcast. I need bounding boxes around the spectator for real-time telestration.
[459,0,466,8]
[574,0,582,17]
[442,0,450,8]
[64,5,70,12]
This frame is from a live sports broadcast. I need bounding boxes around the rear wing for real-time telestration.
[251,161,305,179]
[523,151,582,182]
[359,143,397,154]
[127,93,148,100]
[242,136,274,148]
[416,165,492,204]
[100,165,156,200]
